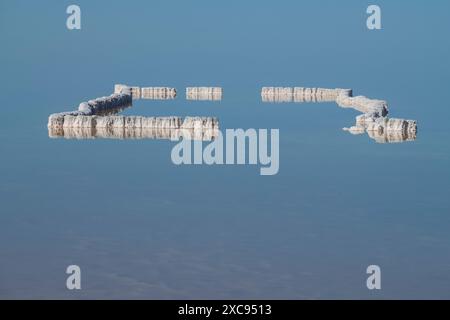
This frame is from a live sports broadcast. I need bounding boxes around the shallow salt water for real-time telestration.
[1,1,450,299]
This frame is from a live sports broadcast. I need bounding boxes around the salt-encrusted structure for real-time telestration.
[261,87,352,103]
[114,84,177,100]
[343,115,416,143]
[48,85,219,140]
[114,84,141,99]
[261,87,417,143]
[50,115,217,130]
[141,87,177,100]
[186,87,222,101]
[49,117,219,141]
[48,93,133,128]
[261,87,294,103]
[343,122,416,143]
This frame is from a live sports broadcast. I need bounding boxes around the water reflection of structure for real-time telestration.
[261,87,417,143]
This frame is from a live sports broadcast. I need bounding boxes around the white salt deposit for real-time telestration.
[261,86,417,143]
[186,87,222,101]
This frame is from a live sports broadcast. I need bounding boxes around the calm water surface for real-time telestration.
[1,1,450,298]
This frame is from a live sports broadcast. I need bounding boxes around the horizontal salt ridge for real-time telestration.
[114,84,177,100]
[186,87,222,101]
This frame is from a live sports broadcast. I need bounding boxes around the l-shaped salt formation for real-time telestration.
[261,87,417,143]
[48,87,219,140]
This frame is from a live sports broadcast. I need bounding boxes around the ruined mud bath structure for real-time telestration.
[261,87,417,143]
[47,84,416,144]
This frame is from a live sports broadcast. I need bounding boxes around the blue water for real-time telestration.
[1,0,450,299]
